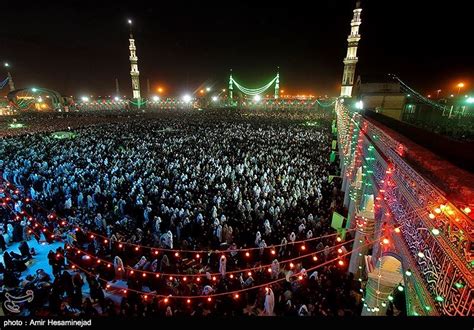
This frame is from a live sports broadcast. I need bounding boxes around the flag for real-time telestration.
[331,212,346,230]
[332,140,337,150]
[330,151,336,163]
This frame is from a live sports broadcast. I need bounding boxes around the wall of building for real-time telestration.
[361,95,406,121]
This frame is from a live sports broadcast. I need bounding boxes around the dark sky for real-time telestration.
[1,0,473,98]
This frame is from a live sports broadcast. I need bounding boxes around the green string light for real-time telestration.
[231,76,278,96]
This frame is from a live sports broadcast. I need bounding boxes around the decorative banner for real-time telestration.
[331,212,346,230]
[332,140,337,150]
[330,151,336,163]
[332,120,337,135]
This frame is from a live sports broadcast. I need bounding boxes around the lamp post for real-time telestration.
[457,82,464,95]
[436,89,441,98]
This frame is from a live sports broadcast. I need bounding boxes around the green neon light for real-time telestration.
[231,75,278,96]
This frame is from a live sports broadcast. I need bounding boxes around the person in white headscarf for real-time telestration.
[215,224,223,243]
[114,256,125,280]
[306,230,313,239]
[263,288,275,316]
[202,285,214,295]
[298,304,309,316]
[279,237,287,257]
[271,259,280,279]
[264,219,271,235]
[150,258,158,272]
[134,256,147,269]
[220,214,226,224]
[309,270,318,281]
[259,240,267,256]
[165,306,173,316]
[154,216,161,234]
[299,268,307,278]
[219,255,227,277]
[160,231,173,249]
[298,222,305,233]
[255,231,262,246]
[289,232,296,244]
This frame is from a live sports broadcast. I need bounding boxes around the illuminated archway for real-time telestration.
[7,87,67,112]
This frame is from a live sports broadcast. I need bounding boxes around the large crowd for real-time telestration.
[0,109,364,316]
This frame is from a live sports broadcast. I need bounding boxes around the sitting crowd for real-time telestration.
[0,109,363,316]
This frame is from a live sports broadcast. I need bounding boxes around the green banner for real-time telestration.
[331,212,346,230]
[330,151,336,163]
[332,140,337,150]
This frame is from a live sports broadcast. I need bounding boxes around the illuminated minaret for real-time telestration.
[4,63,15,91]
[127,19,141,100]
[274,67,280,99]
[340,1,362,97]
[115,78,120,96]
[228,69,233,101]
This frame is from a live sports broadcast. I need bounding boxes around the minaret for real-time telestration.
[340,1,362,97]
[115,78,120,96]
[228,69,233,101]
[4,63,15,91]
[128,20,141,100]
[274,67,280,99]
[7,71,15,91]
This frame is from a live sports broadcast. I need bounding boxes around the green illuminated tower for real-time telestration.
[274,67,280,99]
[229,69,233,102]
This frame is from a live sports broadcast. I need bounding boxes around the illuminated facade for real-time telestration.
[336,100,473,316]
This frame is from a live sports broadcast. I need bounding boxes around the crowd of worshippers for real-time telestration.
[0,110,365,316]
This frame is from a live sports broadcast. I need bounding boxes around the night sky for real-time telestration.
[1,0,472,98]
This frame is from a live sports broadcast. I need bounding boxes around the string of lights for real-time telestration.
[65,239,375,301]
[315,99,336,107]
[62,237,356,279]
[389,74,448,112]
[78,227,353,254]
[231,76,278,96]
